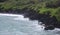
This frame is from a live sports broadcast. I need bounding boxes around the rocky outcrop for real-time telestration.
[44,25,55,30]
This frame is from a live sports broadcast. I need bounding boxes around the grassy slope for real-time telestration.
[0,0,60,21]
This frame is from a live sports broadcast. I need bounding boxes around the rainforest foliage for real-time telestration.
[0,0,60,21]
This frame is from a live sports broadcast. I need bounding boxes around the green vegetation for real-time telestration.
[0,0,60,21]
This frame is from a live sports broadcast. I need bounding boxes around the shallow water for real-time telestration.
[0,13,60,35]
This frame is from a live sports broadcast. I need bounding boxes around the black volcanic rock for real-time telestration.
[44,25,55,30]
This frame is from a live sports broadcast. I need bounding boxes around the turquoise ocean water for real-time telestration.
[0,13,60,35]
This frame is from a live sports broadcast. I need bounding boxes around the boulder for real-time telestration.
[44,25,55,30]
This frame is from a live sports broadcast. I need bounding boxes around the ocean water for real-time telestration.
[0,13,60,35]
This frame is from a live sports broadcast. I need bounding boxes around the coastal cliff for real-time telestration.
[0,0,60,30]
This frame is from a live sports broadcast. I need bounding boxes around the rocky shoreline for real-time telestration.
[0,8,60,30]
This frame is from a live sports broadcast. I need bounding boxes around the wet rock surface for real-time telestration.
[44,25,55,30]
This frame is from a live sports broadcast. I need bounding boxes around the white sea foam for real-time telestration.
[0,13,29,21]
[0,13,22,16]
[14,16,29,21]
